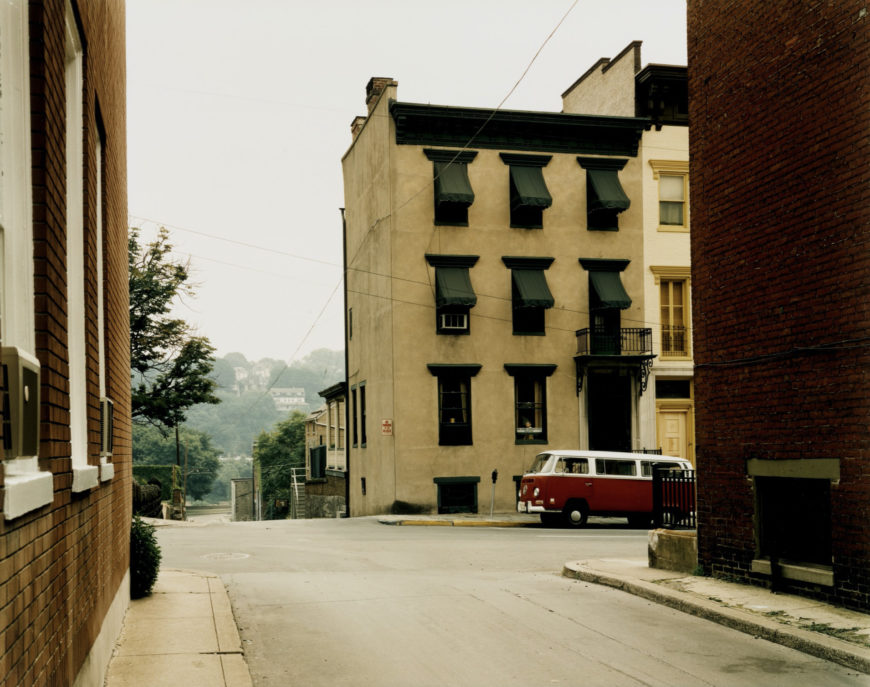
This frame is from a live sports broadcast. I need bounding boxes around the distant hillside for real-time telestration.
[185,348,344,456]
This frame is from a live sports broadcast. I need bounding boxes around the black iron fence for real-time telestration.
[576,327,653,356]
[652,467,696,529]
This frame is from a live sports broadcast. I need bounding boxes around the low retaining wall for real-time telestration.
[649,528,697,573]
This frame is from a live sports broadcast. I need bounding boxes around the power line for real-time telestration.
[129,214,342,269]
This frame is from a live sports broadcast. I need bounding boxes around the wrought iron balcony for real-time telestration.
[575,327,653,356]
[661,325,690,357]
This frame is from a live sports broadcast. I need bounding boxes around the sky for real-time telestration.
[126,0,687,363]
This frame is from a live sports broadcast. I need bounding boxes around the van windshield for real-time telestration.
[527,454,551,474]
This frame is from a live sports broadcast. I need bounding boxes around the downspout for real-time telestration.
[341,207,350,517]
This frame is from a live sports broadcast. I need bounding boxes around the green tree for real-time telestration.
[129,226,220,430]
[205,457,253,503]
[186,390,281,456]
[132,424,221,501]
[255,411,306,519]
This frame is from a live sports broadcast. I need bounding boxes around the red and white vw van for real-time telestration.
[517,450,692,527]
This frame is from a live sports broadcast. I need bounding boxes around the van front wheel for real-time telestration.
[563,501,588,528]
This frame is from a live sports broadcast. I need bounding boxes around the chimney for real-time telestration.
[350,116,367,140]
[365,76,397,114]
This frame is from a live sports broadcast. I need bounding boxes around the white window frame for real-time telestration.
[650,266,692,360]
[649,159,689,232]
[66,1,98,492]
[95,131,113,482]
[0,0,54,518]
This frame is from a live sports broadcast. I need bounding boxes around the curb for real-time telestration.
[381,519,536,528]
[562,561,870,675]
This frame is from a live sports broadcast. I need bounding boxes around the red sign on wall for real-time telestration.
[381,419,393,436]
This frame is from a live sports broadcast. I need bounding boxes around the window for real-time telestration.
[649,160,689,231]
[505,364,556,443]
[660,279,688,357]
[596,459,637,476]
[577,157,630,231]
[65,2,98,493]
[426,254,478,335]
[747,459,838,586]
[756,477,832,566]
[0,0,54,518]
[555,457,588,474]
[651,266,691,358]
[659,175,686,226]
[500,154,552,229]
[655,379,692,399]
[502,257,554,336]
[640,461,683,477]
[348,307,353,340]
[427,364,481,446]
[434,476,479,514]
[424,149,477,225]
[351,386,358,447]
[95,122,113,481]
[359,383,367,447]
[580,258,632,354]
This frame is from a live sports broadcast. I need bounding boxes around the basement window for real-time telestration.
[748,459,838,587]
[434,476,479,514]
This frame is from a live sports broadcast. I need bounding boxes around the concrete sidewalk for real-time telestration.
[105,569,253,687]
[385,513,870,675]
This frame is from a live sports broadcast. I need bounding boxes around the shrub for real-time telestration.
[130,516,162,598]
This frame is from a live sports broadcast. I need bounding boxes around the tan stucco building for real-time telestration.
[342,46,689,516]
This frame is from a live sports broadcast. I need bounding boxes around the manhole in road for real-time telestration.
[201,552,250,560]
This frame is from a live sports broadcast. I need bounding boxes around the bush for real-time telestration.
[130,516,162,598]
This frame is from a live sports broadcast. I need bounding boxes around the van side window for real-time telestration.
[597,459,637,476]
[564,458,588,474]
[641,461,684,477]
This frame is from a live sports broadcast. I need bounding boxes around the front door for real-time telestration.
[587,370,632,452]
[657,409,688,460]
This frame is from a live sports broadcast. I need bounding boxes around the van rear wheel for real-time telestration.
[563,501,588,528]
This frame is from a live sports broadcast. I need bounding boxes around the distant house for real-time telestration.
[303,382,346,518]
[269,387,307,412]
[0,1,131,684]
[689,2,870,610]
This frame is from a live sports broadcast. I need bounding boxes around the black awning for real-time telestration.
[512,269,554,309]
[434,162,474,206]
[435,267,476,307]
[509,166,552,210]
[587,168,630,213]
[589,270,631,309]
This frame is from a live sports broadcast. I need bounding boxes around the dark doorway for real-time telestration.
[587,369,632,451]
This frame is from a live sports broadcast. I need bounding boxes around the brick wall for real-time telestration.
[0,1,130,684]
[688,0,870,609]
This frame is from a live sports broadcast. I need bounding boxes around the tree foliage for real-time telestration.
[255,411,306,519]
[129,226,219,430]
[132,423,221,501]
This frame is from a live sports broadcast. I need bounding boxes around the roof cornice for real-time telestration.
[390,101,650,157]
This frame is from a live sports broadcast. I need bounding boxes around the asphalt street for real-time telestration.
[156,517,870,686]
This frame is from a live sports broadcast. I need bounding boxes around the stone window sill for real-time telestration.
[72,464,100,492]
[751,558,834,587]
[3,459,54,520]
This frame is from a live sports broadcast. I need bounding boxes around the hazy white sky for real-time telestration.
[126,0,687,362]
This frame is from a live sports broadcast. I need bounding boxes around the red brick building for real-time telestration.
[0,1,131,684]
[688,1,869,609]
